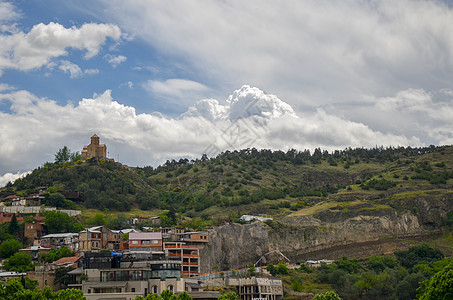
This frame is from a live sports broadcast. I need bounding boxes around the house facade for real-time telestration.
[164,242,200,277]
[79,226,114,252]
[129,232,163,253]
[25,221,46,241]
[39,233,79,252]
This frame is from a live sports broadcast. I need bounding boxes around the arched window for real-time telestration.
[152,285,158,294]
[168,285,174,292]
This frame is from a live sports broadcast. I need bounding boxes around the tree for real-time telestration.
[106,213,128,230]
[395,243,444,270]
[417,260,453,300]
[42,211,83,234]
[161,289,177,300]
[41,246,73,263]
[218,292,239,300]
[277,262,289,275]
[248,263,256,276]
[312,291,342,300]
[87,213,106,226]
[8,214,20,236]
[44,192,66,207]
[54,266,75,289]
[0,238,22,258]
[0,278,86,300]
[177,291,192,300]
[2,252,34,272]
[70,151,81,162]
[55,146,71,164]
[266,263,278,276]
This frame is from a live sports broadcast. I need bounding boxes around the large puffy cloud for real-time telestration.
[0,21,121,75]
[100,0,453,108]
[0,85,430,184]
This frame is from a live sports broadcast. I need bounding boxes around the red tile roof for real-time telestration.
[53,256,80,265]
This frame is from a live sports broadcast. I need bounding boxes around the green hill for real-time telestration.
[2,145,453,226]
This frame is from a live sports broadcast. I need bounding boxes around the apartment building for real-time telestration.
[75,252,184,300]
[164,242,200,277]
[129,232,163,253]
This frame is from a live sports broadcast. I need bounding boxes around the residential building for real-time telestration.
[0,271,27,282]
[79,226,114,252]
[52,256,81,269]
[164,242,200,277]
[19,245,52,261]
[226,276,283,300]
[39,233,79,252]
[27,270,56,290]
[181,231,209,244]
[24,221,46,241]
[129,232,163,253]
[1,195,20,205]
[76,252,184,299]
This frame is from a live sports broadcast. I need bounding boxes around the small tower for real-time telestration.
[91,134,100,146]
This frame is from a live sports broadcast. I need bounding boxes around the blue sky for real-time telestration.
[1,0,453,185]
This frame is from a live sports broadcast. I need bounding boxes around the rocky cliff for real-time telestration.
[199,195,452,272]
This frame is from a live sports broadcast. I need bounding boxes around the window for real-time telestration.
[152,285,158,294]
[168,285,174,292]
[152,240,159,244]
[131,288,136,292]
[131,240,139,245]
[142,240,150,245]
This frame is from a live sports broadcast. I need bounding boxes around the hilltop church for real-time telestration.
[81,134,107,160]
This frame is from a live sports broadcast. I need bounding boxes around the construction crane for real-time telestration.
[254,250,290,267]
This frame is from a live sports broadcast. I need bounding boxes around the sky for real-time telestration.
[1,0,453,186]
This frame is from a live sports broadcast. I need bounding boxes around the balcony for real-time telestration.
[164,245,198,249]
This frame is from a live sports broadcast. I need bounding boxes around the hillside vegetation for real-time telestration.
[2,145,453,225]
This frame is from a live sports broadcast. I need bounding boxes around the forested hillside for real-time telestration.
[2,145,453,225]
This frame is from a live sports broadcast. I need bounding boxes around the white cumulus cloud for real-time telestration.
[0,21,121,75]
[58,60,99,78]
[105,54,127,67]
[0,171,31,187]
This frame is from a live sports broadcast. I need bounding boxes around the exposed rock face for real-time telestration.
[199,196,452,272]
[199,222,269,271]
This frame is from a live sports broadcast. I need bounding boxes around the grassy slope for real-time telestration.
[2,146,453,224]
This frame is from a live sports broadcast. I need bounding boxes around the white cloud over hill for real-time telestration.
[0,85,433,185]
